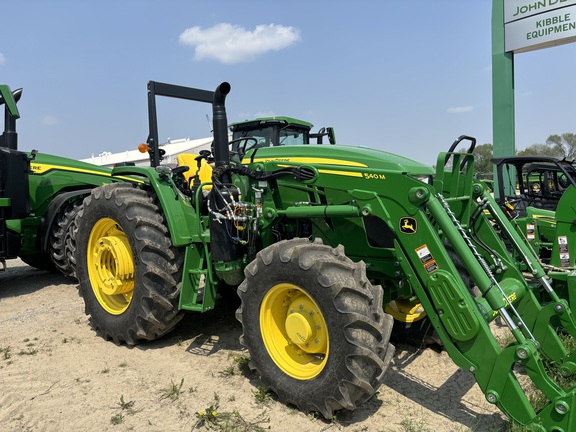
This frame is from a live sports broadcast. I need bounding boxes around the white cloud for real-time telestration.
[42,115,59,126]
[179,23,301,64]
[447,106,474,114]
[236,111,276,121]
[254,111,276,118]
[0,53,5,66]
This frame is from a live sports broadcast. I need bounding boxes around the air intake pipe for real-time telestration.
[211,82,231,168]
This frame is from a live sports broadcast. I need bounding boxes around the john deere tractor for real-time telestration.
[492,156,576,263]
[73,81,576,431]
[229,115,335,161]
[0,84,122,277]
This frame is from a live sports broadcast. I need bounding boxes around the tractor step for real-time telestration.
[179,243,217,312]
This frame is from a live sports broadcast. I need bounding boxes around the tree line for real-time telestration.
[471,133,576,173]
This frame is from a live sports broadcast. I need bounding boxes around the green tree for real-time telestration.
[516,143,564,157]
[472,143,493,173]
[516,133,576,158]
[546,133,576,159]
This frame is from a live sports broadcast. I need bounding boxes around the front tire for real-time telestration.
[236,238,394,418]
[75,183,184,345]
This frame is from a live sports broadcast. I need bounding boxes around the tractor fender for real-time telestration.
[111,166,200,247]
[39,189,93,252]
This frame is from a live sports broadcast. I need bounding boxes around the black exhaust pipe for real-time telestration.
[211,82,231,168]
[1,88,22,150]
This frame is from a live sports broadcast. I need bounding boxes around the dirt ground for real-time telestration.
[0,259,507,432]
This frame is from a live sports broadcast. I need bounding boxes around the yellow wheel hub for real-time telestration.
[87,218,135,315]
[260,283,329,380]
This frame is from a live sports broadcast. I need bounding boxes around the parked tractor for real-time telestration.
[492,156,576,263]
[0,84,121,276]
[73,81,576,431]
[229,116,335,160]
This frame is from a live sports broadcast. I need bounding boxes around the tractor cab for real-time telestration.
[228,117,335,161]
[492,155,576,214]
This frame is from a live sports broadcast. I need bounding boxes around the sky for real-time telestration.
[1,0,575,166]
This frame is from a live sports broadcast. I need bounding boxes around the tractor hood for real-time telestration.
[28,151,114,178]
[244,144,435,176]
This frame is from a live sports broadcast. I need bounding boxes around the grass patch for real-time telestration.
[252,380,272,405]
[398,417,428,432]
[194,394,269,431]
[161,378,184,401]
[1,347,11,360]
[110,395,138,425]
[218,365,236,377]
[17,348,38,356]
[110,413,124,425]
[117,395,136,414]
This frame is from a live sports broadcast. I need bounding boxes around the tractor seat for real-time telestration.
[177,153,213,192]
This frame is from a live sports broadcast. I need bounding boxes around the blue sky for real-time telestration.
[1,1,575,166]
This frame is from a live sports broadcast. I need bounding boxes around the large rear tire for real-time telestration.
[50,199,83,278]
[236,238,394,418]
[75,183,184,345]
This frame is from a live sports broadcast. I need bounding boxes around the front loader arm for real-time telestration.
[388,155,576,431]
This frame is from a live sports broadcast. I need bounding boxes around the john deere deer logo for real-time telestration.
[400,217,417,234]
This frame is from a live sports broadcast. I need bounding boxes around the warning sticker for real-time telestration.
[416,245,438,273]
[558,236,569,253]
[558,236,570,266]
[526,224,535,241]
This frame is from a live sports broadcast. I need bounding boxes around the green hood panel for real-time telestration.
[245,144,434,175]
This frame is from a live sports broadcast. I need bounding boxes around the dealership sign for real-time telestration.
[505,0,576,52]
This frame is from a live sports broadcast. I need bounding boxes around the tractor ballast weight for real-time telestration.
[0,84,120,275]
[74,81,576,431]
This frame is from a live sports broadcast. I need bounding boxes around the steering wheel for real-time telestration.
[229,137,259,160]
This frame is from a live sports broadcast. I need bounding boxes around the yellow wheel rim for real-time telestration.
[385,299,426,323]
[87,218,135,315]
[260,283,329,380]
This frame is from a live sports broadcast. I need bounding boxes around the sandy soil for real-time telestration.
[0,259,506,432]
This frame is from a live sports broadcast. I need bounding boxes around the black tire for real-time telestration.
[75,182,184,345]
[19,253,57,273]
[49,199,83,278]
[236,238,394,419]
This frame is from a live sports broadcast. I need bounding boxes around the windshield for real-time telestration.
[232,125,310,152]
[279,127,308,146]
[232,127,273,151]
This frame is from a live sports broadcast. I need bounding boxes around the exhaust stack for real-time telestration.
[0,86,22,150]
[211,82,231,168]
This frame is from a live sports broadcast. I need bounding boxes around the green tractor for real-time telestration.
[0,84,122,276]
[74,81,576,430]
[229,115,335,160]
[492,156,576,263]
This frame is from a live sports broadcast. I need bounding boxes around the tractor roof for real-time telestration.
[229,116,313,132]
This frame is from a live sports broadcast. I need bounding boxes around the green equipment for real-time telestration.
[74,81,576,431]
[0,84,120,276]
[229,116,335,160]
[492,156,576,263]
